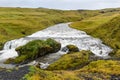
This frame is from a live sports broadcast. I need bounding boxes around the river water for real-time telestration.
[0,23,112,69]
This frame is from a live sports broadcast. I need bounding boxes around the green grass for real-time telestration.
[79,60,120,75]
[66,44,79,53]
[70,12,120,34]
[71,12,120,58]
[91,16,120,57]
[47,50,92,70]
[0,7,101,49]
[1,7,120,80]
[23,60,120,80]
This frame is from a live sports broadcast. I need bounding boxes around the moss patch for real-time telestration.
[66,44,79,53]
[79,60,120,75]
[47,50,92,70]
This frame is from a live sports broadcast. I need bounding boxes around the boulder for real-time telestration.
[9,38,61,64]
[61,44,79,53]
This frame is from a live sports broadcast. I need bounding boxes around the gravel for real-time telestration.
[0,66,30,80]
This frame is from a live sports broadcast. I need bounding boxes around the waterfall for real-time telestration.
[0,23,113,68]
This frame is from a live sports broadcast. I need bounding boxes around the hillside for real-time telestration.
[0,7,100,49]
[0,7,120,80]
[71,10,120,58]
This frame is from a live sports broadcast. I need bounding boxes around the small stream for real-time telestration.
[0,23,112,69]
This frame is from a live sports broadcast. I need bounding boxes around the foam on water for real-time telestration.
[0,23,113,69]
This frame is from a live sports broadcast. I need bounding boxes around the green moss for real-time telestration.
[114,50,120,58]
[23,60,120,80]
[79,60,120,75]
[47,50,92,70]
[23,66,61,80]
[13,55,28,64]
[45,38,61,53]
[9,38,61,64]
[66,44,79,53]
[23,66,80,80]
[4,58,15,64]
[71,13,120,58]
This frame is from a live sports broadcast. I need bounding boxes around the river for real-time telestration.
[0,23,112,69]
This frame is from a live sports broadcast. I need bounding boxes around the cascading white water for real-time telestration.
[0,23,112,68]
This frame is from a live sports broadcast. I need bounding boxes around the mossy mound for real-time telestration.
[66,45,79,53]
[6,38,61,64]
[47,50,92,70]
[24,60,120,80]
[79,60,120,75]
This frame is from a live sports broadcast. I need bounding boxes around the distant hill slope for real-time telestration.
[71,11,120,57]
[91,16,120,57]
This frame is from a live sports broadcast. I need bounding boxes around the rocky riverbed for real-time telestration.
[0,66,30,80]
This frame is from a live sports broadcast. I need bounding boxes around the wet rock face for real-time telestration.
[61,47,68,52]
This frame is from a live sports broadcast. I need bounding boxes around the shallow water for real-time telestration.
[0,23,112,69]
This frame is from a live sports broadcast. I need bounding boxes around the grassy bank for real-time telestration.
[71,10,120,57]
[23,59,120,80]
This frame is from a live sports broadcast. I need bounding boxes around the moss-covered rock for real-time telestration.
[66,44,79,53]
[8,38,61,64]
[4,58,15,64]
[61,44,79,53]
[47,50,92,70]
[45,38,61,53]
